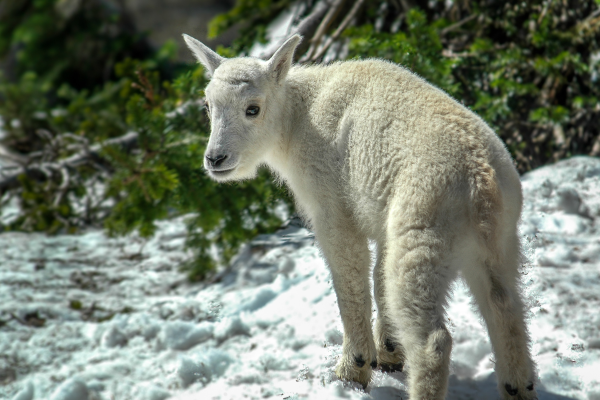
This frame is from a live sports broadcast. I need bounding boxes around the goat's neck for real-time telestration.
[266,70,321,182]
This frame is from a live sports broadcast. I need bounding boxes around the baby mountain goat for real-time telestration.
[183,34,537,400]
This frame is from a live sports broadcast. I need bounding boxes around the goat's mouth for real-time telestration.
[208,166,237,177]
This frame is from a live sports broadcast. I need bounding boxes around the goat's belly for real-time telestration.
[346,171,396,240]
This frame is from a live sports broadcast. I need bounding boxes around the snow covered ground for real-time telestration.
[1,156,600,400]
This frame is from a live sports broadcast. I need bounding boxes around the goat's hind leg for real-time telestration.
[462,233,537,400]
[373,243,406,373]
[384,228,454,400]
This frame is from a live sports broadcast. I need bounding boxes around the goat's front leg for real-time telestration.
[313,215,376,389]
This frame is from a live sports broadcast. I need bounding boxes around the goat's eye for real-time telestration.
[246,106,260,116]
[205,103,210,113]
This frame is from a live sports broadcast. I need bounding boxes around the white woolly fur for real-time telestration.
[184,33,537,400]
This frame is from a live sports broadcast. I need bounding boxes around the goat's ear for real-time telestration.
[267,35,302,83]
[183,34,224,77]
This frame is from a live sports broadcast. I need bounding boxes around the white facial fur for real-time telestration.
[183,34,301,182]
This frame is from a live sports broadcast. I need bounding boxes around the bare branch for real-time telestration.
[261,0,332,61]
[0,131,138,194]
[440,13,478,36]
[301,0,347,62]
[0,144,28,166]
[584,6,600,22]
[537,0,550,25]
[398,0,414,12]
[35,128,54,143]
[311,0,366,61]
[53,166,71,207]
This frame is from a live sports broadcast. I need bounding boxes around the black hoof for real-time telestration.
[381,362,403,373]
[505,384,518,396]
[370,360,377,369]
[385,338,395,352]
[527,382,534,391]
[354,355,365,368]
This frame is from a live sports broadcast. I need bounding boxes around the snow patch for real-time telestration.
[2,157,600,399]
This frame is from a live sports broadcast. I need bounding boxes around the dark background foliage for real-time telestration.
[1,0,598,280]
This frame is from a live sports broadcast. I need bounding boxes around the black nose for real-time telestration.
[205,154,228,167]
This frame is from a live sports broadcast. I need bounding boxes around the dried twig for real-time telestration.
[537,0,551,25]
[301,0,347,62]
[0,131,138,194]
[57,132,90,154]
[584,6,600,22]
[261,0,333,60]
[311,0,366,61]
[53,166,71,207]
[0,144,28,166]
[440,13,478,35]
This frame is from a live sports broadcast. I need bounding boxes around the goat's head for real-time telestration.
[183,34,302,182]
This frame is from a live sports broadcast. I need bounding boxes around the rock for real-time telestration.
[588,338,600,350]
[177,357,208,387]
[0,367,16,385]
[278,258,295,275]
[324,328,343,346]
[142,323,161,340]
[11,381,34,400]
[134,384,171,400]
[49,378,89,400]
[122,0,237,62]
[557,187,582,214]
[176,350,233,388]
[159,321,214,350]
[101,326,128,348]
[214,316,250,343]
[55,0,82,19]
[589,390,600,400]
